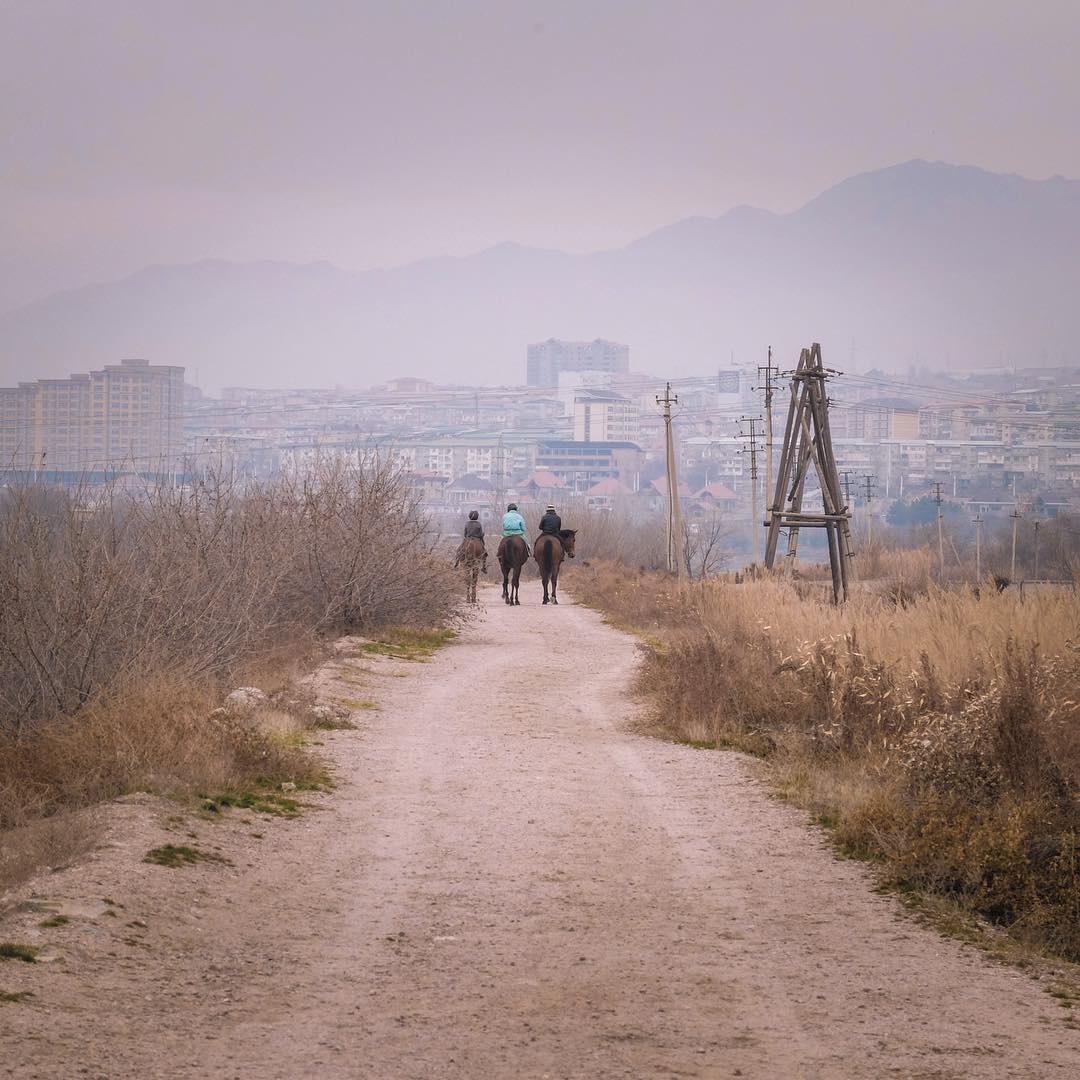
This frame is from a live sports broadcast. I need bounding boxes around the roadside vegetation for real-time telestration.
[0,458,457,886]
[576,560,1080,962]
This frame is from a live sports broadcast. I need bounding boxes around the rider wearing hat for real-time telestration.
[454,509,488,574]
[538,503,562,541]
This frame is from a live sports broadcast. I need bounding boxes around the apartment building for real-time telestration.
[526,338,629,387]
[572,389,640,443]
[0,358,185,473]
[534,439,644,492]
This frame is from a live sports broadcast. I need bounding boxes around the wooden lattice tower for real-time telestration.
[763,343,855,603]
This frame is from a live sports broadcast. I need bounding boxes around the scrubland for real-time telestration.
[575,561,1080,961]
[0,460,456,884]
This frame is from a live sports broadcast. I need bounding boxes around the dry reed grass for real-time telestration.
[576,561,1080,960]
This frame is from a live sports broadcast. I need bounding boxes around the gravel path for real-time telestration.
[2,587,1078,1078]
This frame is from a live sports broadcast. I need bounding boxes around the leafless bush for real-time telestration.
[0,457,456,737]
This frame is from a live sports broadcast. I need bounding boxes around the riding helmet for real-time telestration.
[468,510,479,520]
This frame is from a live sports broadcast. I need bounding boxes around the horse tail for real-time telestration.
[542,537,553,575]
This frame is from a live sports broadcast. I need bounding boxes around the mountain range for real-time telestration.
[2,160,1078,391]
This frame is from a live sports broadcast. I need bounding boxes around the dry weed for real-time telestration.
[576,560,1080,960]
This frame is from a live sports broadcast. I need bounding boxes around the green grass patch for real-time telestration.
[38,915,69,928]
[361,627,456,661]
[198,774,331,818]
[143,844,229,869]
[313,714,360,729]
[336,697,376,712]
[0,990,34,1004]
[201,790,300,817]
[0,943,38,963]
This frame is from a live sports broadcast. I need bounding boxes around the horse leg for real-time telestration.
[502,562,510,604]
[512,562,521,605]
[551,562,559,604]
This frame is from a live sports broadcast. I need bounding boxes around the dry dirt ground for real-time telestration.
[2,586,1079,1079]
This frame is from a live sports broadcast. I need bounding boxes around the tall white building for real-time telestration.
[572,389,640,443]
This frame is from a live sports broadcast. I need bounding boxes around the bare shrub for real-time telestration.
[0,459,457,873]
[0,457,455,738]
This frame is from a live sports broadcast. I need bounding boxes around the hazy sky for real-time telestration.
[2,0,1078,313]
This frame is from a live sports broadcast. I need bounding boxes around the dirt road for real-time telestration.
[3,587,1078,1078]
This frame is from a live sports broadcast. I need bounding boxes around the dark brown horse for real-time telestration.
[460,537,485,604]
[497,535,528,605]
[534,530,576,605]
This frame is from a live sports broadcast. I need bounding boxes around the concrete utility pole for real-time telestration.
[757,348,779,526]
[863,474,876,548]
[1010,505,1022,580]
[972,513,983,581]
[656,383,683,577]
[737,416,764,566]
[933,481,945,580]
[738,414,764,565]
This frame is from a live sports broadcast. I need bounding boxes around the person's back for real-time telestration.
[455,510,488,573]
[502,508,526,537]
[499,503,529,558]
[538,505,562,536]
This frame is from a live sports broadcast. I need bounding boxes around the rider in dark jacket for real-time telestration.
[538,504,562,539]
[455,510,488,573]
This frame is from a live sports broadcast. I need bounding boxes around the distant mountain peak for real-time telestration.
[2,159,1077,391]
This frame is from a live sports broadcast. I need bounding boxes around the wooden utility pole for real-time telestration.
[1010,505,1022,580]
[757,348,779,526]
[972,513,983,581]
[1033,519,1042,582]
[737,416,764,565]
[763,343,855,603]
[657,383,683,577]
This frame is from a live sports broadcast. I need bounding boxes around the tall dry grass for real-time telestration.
[576,562,1080,960]
[0,458,457,872]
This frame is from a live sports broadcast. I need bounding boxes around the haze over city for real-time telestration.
[3,1,1080,388]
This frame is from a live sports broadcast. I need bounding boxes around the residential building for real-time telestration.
[526,339,629,386]
[535,439,644,492]
[572,389,640,443]
[0,358,185,474]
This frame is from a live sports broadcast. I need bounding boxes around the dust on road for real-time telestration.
[2,587,1078,1078]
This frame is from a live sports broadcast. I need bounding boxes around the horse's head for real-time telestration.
[560,529,577,558]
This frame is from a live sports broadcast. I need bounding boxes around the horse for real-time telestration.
[497,535,529,606]
[460,537,485,604]
[534,529,577,605]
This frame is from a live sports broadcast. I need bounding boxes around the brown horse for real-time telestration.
[534,530,576,605]
[460,537,485,604]
[497,535,528,605]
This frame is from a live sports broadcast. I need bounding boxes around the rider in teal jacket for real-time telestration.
[501,503,529,555]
